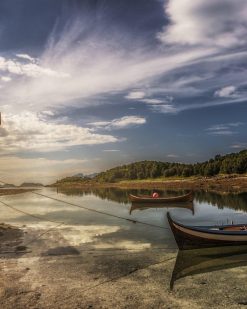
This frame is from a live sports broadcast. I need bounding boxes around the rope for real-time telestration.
[32,191,170,230]
[0,199,64,224]
[0,196,175,253]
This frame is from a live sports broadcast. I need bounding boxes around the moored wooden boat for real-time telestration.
[129,201,194,215]
[167,212,247,250]
[129,191,194,203]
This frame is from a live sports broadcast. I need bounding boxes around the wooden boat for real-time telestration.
[129,191,194,203]
[167,212,247,250]
[129,201,194,215]
[170,245,247,290]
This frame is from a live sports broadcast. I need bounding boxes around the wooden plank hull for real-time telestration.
[129,191,194,203]
[167,212,247,250]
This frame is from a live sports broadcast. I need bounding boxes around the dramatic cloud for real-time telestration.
[159,0,247,48]
[0,112,119,154]
[0,14,216,114]
[89,116,146,130]
[214,86,237,98]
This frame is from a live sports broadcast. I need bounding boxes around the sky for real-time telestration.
[0,0,247,185]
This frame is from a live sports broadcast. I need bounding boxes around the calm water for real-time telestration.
[0,187,247,249]
[1,187,247,287]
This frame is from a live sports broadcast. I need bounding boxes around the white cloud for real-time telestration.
[0,15,215,113]
[206,122,244,136]
[152,104,178,114]
[231,143,247,149]
[89,116,146,130]
[16,54,36,62]
[0,112,119,154]
[0,56,69,78]
[125,91,146,100]
[158,0,247,48]
[167,154,179,158]
[214,86,236,98]
[1,76,11,82]
[140,99,163,104]
[41,110,55,116]
[208,130,236,136]
[102,149,120,152]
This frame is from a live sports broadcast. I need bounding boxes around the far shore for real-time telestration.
[0,188,35,196]
[50,174,247,193]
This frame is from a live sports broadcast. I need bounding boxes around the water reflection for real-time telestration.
[57,187,190,205]
[57,187,247,214]
[170,245,247,290]
[129,201,194,215]
[196,191,247,212]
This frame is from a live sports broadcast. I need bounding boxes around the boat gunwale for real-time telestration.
[129,191,194,202]
[167,212,247,236]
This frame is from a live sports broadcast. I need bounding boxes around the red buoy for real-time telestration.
[152,192,159,198]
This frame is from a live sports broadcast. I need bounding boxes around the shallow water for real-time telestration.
[0,187,247,249]
[1,187,247,293]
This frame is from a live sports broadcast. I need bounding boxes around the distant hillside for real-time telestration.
[73,173,98,179]
[95,150,247,183]
[0,183,16,188]
[73,173,84,178]
[54,150,247,185]
[20,182,44,187]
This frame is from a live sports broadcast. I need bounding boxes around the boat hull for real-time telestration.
[167,212,247,250]
[129,191,194,203]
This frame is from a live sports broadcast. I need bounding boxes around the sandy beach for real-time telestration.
[0,221,247,308]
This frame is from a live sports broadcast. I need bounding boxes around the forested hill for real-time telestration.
[94,150,247,183]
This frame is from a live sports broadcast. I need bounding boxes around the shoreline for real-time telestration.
[51,175,247,193]
[0,188,35,196]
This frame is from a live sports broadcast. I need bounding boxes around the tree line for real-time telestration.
[94,150,247,183]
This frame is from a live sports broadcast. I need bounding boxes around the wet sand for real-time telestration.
[0,222,247,308]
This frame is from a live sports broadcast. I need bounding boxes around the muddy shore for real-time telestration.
[0,189,34,196]
[0,222,247,309]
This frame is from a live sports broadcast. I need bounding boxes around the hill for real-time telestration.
[94,150,247,183]
[53,150,247,186]
[20,182,44,187]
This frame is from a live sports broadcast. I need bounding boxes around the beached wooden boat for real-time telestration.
[167,212,247,250]
[129,191,194,203]
[170,245,247,290]
[129,201,194,215]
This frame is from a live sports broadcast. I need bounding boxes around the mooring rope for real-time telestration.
[0,194,176,254]
[0,199,64,224]
[32,191,170,230]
